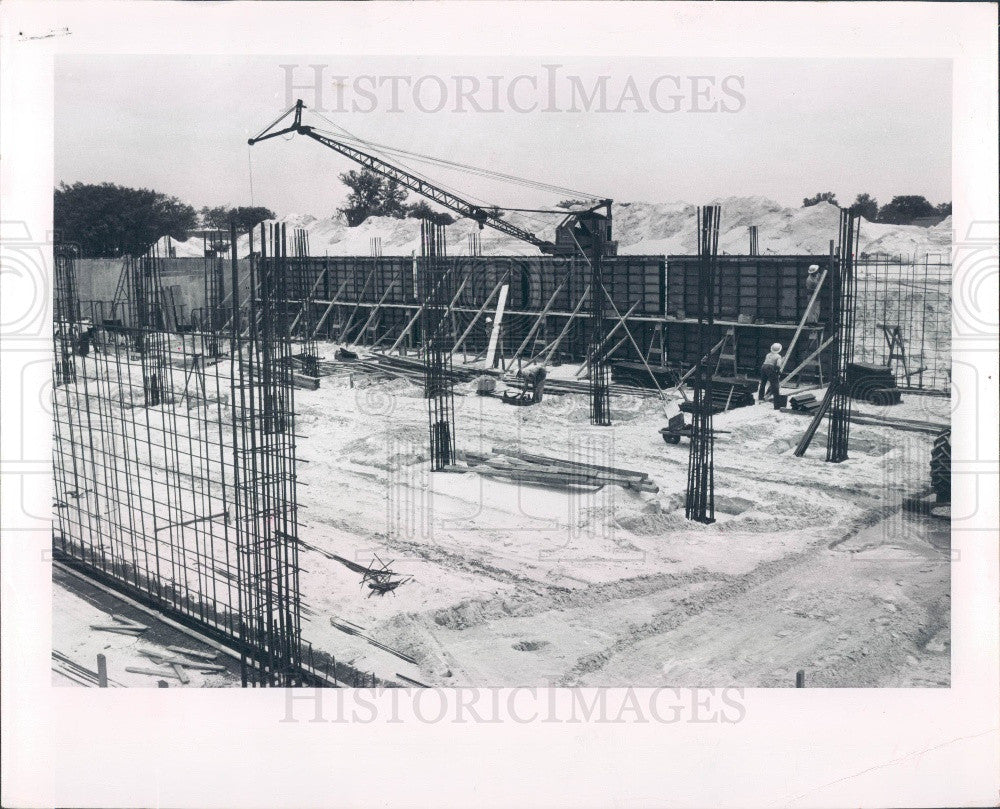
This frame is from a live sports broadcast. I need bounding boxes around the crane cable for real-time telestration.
[302,107,601,225]
[307,119,557,234]
[247,146,256,208]
[307,117,599,199]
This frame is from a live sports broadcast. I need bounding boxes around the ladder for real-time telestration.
[646,323,665,366]
[879,324,909,381]
[797,328,826,386]
[714,327,738,377]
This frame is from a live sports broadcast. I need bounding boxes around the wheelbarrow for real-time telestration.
[659,413,731,444]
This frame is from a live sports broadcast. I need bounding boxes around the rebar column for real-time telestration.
[419,220,457,470]
[685,204,720,524]
[53,248,80,386]
[293,228,318,375]
[826,209,861,463]
[588,216,611,426]
[230,221,303,686]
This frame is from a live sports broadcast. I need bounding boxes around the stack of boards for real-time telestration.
[450,447,658,493]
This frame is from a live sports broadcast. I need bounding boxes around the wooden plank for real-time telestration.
[574,299,641,377]
[781,337,834,384]
[348,263,406,348]
[492,447,649,481]
[126,666,181,679]
[171,663,191,684]
[110,613,149,629]
[781,268,828,371]
[166,645,218,661]
[396,673,430,688]
[510,276,569,362]
[311,277,352,339]
[484,283,509,368]
[534,284,590,365]
[90,624,144,634]
[288,263,329,335]
[793,384,835,457]
[138,651,227,671]
[451,276,507,356]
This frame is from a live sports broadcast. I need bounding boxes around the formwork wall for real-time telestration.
[76,252,951,390]
[278,253,836,378]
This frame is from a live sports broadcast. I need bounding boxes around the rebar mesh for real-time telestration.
[52,227,307,687]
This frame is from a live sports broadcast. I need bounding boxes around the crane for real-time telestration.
[248,100,615,257]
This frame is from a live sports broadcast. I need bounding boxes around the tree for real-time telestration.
[849,193,879,221]
[199,205,275,233]
[802,192,839,208]
[199,206,227,229]
[405,200,455,226]
[876,195,937,225]
[54,182,197,257]
[935,201,952,217]
[337,168,408,226]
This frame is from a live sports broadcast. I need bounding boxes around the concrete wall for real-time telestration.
[77,257,252,324]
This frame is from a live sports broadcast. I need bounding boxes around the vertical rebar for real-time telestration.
[420,221,457,470]
[686,205,719,524]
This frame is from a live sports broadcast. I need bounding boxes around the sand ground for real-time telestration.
[292,347,950,687]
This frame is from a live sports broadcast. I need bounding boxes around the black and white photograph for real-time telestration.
[48,54,957,689]
[2,2,997,808]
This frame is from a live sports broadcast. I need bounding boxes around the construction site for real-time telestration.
[52,100,952,689]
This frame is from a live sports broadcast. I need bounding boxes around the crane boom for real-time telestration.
[249,100,559,253]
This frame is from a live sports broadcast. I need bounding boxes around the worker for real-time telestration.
[501,363,547,406]
[805,264,821,323]
[522,363,547,403]
[758,342,782,402]
[75,323,95,357]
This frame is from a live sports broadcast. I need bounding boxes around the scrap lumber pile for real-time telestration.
[370,352,478,384]
[789,391,822,414]
[452,447,658,493]
[610,360,676,388]
[358,351,659,398]
[126,647,226,684]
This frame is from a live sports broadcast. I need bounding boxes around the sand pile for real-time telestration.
[158,197,952,260]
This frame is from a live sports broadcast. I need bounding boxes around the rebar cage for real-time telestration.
[52,228,309,687]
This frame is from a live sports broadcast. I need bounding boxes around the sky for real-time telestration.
[54,55,951,218]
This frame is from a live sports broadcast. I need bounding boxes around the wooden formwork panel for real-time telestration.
[652,321,832,379]
[281,254,663,319]
[604,256,664,316]
[665,255,833,325]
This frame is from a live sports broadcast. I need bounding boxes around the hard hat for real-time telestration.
[771,343,782,353]
[808,264,819,273]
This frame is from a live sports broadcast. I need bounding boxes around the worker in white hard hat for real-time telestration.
[805,264,822,323]
[758,342,783,402]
